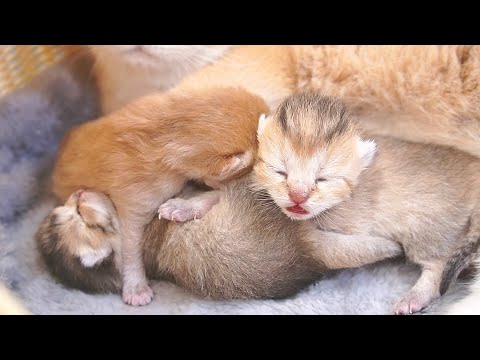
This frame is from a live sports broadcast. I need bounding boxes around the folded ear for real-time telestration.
[356,138,377,167]
[257,113,270,137]
[217,151,254,181]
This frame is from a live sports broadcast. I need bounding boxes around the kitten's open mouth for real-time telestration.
[286,205,309,215]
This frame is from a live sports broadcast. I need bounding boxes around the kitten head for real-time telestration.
[253,92,376,220]
[89,45,232,71]
[164,87,271,188]
[35,190,122,293]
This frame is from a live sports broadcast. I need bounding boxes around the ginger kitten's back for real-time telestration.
[53,87,270,201]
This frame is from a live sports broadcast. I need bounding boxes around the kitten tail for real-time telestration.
[440,203,480,295]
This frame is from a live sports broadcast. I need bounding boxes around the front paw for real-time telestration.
[158,198,197,222]
[122,284,153,306]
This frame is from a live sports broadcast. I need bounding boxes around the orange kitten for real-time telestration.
[53,87,269,305]
[253,92,480,314]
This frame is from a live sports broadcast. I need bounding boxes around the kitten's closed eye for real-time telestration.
[316,176,346,184]
[259,158,288,179]
[276,170,288,178]
[76,202,117,235]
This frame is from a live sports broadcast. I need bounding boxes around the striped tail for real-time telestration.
[440,207,480,295]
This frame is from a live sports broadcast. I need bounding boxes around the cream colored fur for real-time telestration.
[91,45,480,158]
[254,93,480,314]
[90,45,232,114]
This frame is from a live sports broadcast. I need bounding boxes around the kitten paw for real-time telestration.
[158,198,198,222]
[393,291,435,315]
[122,284,154,306]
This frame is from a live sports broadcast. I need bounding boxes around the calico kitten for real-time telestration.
[253,92,480,314]
[36,177,402,300]
[53,87,268,305]
[35,180,321,299]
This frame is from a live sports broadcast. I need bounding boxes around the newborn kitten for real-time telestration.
[253,92,480,314]
[89,45,232,114]
[53,87,268,306]
[36,179,321,299]
[35,176,401,300]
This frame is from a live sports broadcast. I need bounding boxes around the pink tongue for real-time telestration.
[286,205,308,215]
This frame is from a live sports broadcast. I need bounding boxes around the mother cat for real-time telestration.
[91,45,480,158]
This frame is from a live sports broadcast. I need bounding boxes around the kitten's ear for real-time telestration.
[257,113,270,137]
[218,151,254,180]
[356,138,377,167]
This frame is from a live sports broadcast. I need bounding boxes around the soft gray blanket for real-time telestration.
[0,55,468,314]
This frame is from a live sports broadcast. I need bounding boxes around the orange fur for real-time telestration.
[54,87,267,200]
[52,86,269,305]
[170,45,480,158]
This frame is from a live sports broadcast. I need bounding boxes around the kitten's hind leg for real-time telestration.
[306,228,403,269]
[393,261,444,315]
[158,190,221,222]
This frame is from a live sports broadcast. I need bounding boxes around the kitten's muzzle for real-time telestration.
[288,190,311,205]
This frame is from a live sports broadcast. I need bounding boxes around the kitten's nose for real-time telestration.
[288,190,310,204]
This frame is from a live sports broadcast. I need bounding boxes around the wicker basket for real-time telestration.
[0,45,78,97]
[0,45,83,314]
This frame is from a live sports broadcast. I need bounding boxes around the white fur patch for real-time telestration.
[257,114,270,137]
[78,246,112,268]
[357,138,377,167]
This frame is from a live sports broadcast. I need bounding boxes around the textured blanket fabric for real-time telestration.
[0,55,469,314]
